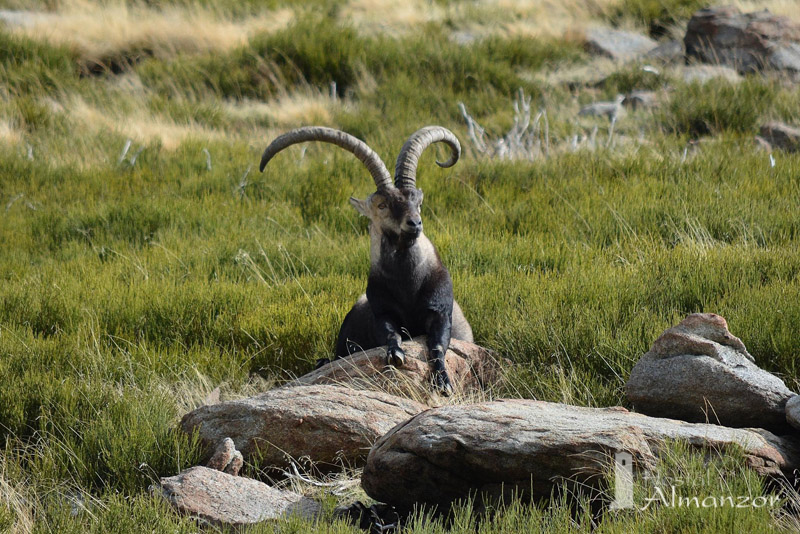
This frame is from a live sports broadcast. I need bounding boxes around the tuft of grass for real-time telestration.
[661,78,776,136]
[0,30,79,96]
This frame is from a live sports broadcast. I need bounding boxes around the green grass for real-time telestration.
[2,2,800,532]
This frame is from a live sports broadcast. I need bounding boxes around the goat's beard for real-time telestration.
[383,228,420,248]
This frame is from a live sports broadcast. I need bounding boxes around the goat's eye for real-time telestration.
[378,202,387,210]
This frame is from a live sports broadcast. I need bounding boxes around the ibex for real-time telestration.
[260,126,473,395]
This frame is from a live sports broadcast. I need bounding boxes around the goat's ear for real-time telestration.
[349,197,369,217]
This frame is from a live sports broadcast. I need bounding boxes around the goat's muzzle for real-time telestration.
[402,217,422,238]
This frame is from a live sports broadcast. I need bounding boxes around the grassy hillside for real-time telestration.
[1,0,800,531]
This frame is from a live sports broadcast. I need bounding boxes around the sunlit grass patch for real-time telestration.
[222,90,342,129]
[3,0,294,73]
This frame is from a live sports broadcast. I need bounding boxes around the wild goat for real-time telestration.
[259,126,473,395]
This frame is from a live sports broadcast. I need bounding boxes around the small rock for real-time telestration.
[333,502,401,532]
[626,313,795,433]
[622,90,659,111]
[684,6,800,74]
[585,27,658,61]
[158,466,321,526]
[759,122,800,152]
[644,40,685,63]
[287,338,502,403]
[361,399,800,510]
[754,135,773,152]
[180,385,426,470]
[786,395,800,431]
[206,437,244,476]
[578,94,625,119]
[680,65,743,84]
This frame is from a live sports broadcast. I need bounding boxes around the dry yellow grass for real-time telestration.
[223,91,341,129]
[6,0,293,64]
[734,0,800,21]
[0,469,33,534]
[68,96,225,151]
[339,0,449,36]
[342,0,800,40]
[0,120,21,144]
[341,0,622,39]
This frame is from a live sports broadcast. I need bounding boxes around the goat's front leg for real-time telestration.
[374,314,406,368]
[426,313,453,396]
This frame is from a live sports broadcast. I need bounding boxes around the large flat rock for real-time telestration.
[286,338,502,402]
[685,6,800,74]
[361,399,800,509]
[585,27,657,61]
[158,466,320,526]
[180,385,426,470]
[626,314,794,433]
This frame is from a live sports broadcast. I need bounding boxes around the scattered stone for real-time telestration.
[362,399,799,510]
[578,94,625,119]
[644,39,685,63]
[287,338,502,403]
[622,90,660,111]
[626,313,794,433]
[786,395,800,431]
[754,135,773,152]
[206,437,244,476]
[334,502,401,533]
[180,385,426,470]
[759,122,800,152]
[585,27,658,61]
[158,466,321,526]
[684,6,800,74]
[680,65,743,84]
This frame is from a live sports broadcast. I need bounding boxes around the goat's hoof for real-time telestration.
[386,347,406,368]
[432,370,453,397]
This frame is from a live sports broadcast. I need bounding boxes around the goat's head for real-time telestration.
[349,187,424,239]
[259,126,460,243]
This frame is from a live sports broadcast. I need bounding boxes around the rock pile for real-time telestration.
[626,313,794,433]
[158,320,800,527]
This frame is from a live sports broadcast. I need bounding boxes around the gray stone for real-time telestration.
[754,135,773,152]
[180,385,426,470]
[158,466,321,526]
[684,6,800,74]
[786,395,800,431]
[626,313,794,432]
[286,338,502,403]
[644,39,685,63]
[622,90,660,111]
[681,65,743,84]
[578,94,625,119]
[361,399,800,509]
[760,122,800,152]
[585,27,658,61]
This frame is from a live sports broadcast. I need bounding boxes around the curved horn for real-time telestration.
[394,126,461,190]
[260,126,393,190]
